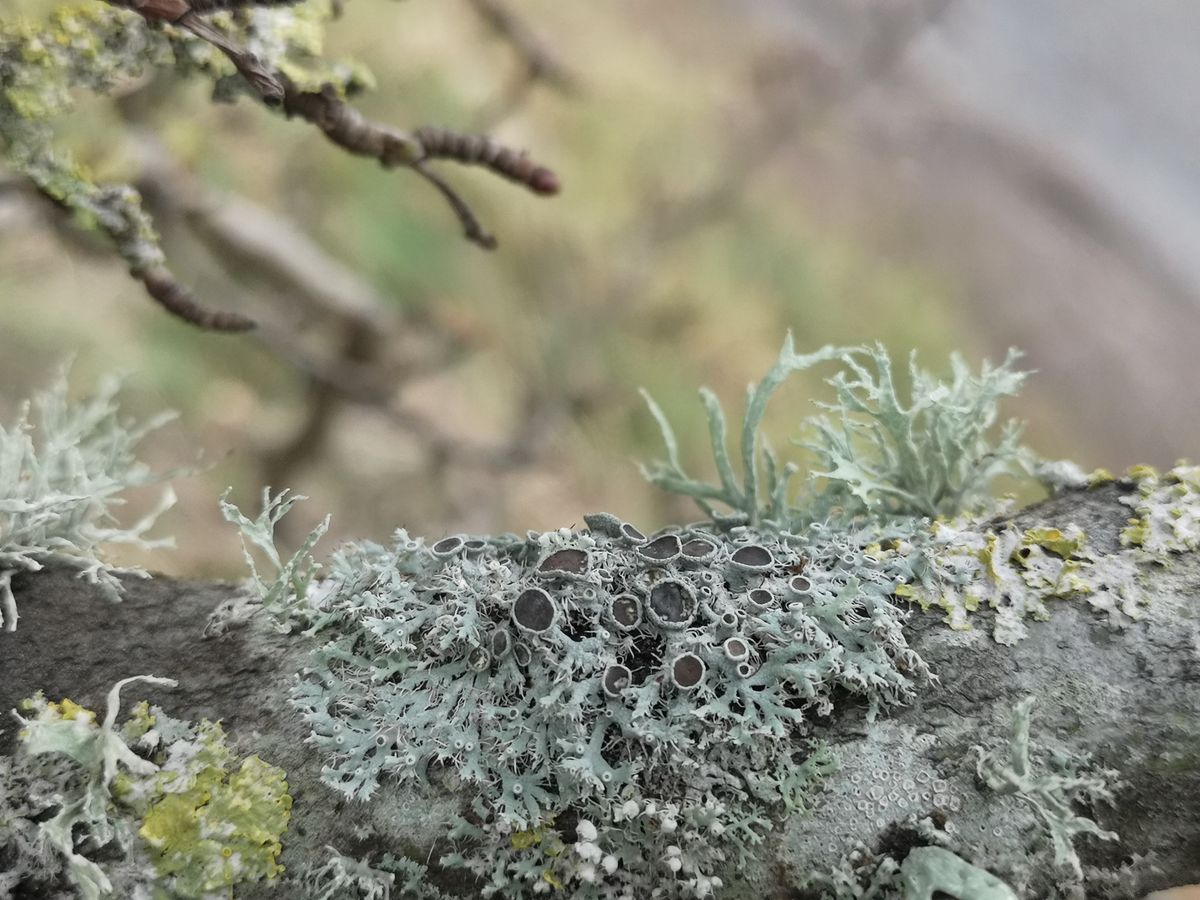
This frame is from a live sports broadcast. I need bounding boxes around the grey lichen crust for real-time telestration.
[248,506,932,897]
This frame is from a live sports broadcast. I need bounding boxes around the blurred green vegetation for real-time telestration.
[0,0,1064,577]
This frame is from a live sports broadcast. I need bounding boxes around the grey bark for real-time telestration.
[1,484,1198,898]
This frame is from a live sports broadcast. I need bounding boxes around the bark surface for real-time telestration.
[1,485,1197,898]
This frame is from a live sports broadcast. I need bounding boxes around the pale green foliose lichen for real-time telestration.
[0,677,292,899]
[795,829,1021,900]
[227,488,926,897]
[974,697,1118,880]
[298,845,458,900]
[1119,464,1200,555]
[897,846,1017,900]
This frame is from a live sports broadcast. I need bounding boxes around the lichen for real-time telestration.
[1119,464,1200,556]
[906,519,1149,645]
[297,845,458,900]
[226,490,934,896]
[0,369,178,631]
[974,697,1118,880]
[640,336,1028,526]
[6,675,176,899]
[138,723,293,898]
[218,337,1189,897]
[0,677,292,899]
[897,846,1017,900]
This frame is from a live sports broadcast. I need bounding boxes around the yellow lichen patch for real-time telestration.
[1120,464,1200,554]
[120,700,156,744]
[52,698,96,723]
[511,827,545,850]
[1021,526,1086,560]
[139,722,292,898]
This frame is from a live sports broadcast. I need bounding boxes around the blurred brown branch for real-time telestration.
[127,134,562,500]
[70,0,565,329]
[466,0,577,93]
[464,0,579,129]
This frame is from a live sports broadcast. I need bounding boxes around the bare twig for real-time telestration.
[26,176,256,332]
[279,85,560,249]
[110,0,561,255]
[139,266,256,331]
[412,160,498,249]
[415,127,560,195]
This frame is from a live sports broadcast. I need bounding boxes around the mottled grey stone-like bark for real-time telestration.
[1,485,1197,898]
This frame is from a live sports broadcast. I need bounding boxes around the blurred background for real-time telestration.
[2,0,1199,577]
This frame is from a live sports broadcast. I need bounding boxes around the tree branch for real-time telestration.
[465,0,578,93]
[137,3,563,249]
[1,488,1197,896]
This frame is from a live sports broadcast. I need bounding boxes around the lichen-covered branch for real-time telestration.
[1,349,1196,898]
[1,474,1197,899]
[1,0,561,330]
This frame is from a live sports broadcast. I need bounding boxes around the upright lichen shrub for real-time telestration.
[639,336,1027,526]
[0,370,176,631]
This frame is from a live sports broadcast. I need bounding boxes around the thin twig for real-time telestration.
[412,160,497,249]
[140,266,256,331]
[111,0,561,251]
[415,127,560,195]
[28,176,256,332]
